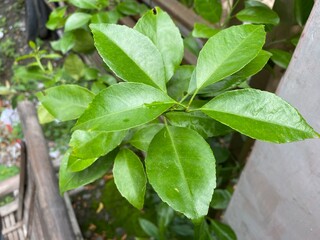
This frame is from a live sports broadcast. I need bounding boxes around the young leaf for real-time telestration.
[192,23,220,39]
[130,123,164,152]
[37,85,95,121]
[59,150,116,194]
[90,24,166,91]
[37,104,55,124]
[65,12,92,32]
[113,149,147,210]
[70,130,126,159]
[194,0,222,24]
[195,24,266,91]
[73,82,176,132]
[134,7,184,81]
[201,89,320,143]
[269,49,292,69]
[236,7,280,25]
[46,7,67,30]
[166,111,232,138]
[146,126,216,219]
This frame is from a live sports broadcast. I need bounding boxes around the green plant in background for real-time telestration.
[37,5,319,238]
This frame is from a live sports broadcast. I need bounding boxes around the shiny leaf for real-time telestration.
[65,12,92,32]
[194,0,222,24]
[201,89,320,143]
[135,7,184,81]
[146,126,216,219]
[67,155,97,172]
[113,149,147,209]
[195,25,266,91]
[37,85,95,121]
[236,7,280,25]
[192,23,220,39]
[90,24,166,91]
[73,82,175,132]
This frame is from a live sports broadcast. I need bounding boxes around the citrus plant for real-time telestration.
[38,7,319,223]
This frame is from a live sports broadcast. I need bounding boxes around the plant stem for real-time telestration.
[187,89,199,109]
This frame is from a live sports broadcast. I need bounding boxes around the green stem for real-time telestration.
[187,89,199,109]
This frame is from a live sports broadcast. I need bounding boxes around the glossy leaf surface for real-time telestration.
[192,23,220,39]
[195,25,266,90]
[135,7,184,81]
[194,0,222,24]
[201,89,320,143]
[90,24,166,91]
[73,83,175,132]
[70,130,126,159]
[146,126,216,219]
[68,0,108,9]
[113,149,147,209]
[37,85,95,121]
[130,123,164,151]
[67,155,97,172]
[236,7,280,25]
[65,12,92,32]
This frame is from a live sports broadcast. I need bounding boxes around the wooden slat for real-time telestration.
[17,101,75,240]
[0,198,18,216]
[0,175,19,198]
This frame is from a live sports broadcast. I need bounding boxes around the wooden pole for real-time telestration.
[17,101,75,240]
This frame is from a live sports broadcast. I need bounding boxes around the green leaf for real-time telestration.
[166,111,232,138]
[146,126,216,219]
[70,130,126,159]
[194,0,222,24]
[90,23,166,91]
[139,219,160,238]
[116,0,147,15]
[59,150,116,194]
[134,7,184,81]
[37,85,95,121]
[67,155,97,172]
[68,0,108,9]
[63,53,85,80]
[91,12,114,24]
[210,189,232,210]
[72,29,95,53]
[113,149,147,209]
[195,25,266,91]
[269,49,292,69]
[210,220,237,240]
[236,6,280,25]
[130,123,164,151]
[65,12,92,32]
[46,7,67,30]
[294,0,314,26]
[192,23,220,39]
[51,32,75,54]
[201,88,320,143]
[194,218,213,240]
[37,104,55,124]
[73,82,175,132]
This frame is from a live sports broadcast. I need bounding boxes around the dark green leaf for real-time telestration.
[70,130,126,159]
[113,149,147,209]
[269,49,292,69]
[294,0,314,26]
[90,24,166,91]
[201,89,320,143]
[194,25,266,91]
[116,0,147,15]
[37,85,95,121]
[73,82,175,132]
[65,12,92,32]
[135,7,184,81]
[210,189,232,210]
[166,111,232,138]
[72,29,95,53]
[139,218,160,238]
[192,23,220,39]
[194,218,213,240]
[130,123,164,151]
[210,220,237,240]
[194,0,222,24]
[59,150,116,194]
[146,126,216,219]
[236,7,280,25]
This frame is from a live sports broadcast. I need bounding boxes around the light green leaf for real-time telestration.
[90,24,166,91]
[63,53,85,80]
[146,126,216,219]
[269,49,292,69]
[46,7,67,30]
[116,0,147,15]
[67,155,97,172]
[166,111,232,138]
[37,85,95,121]
[113,149,147,209]
[37,104,55,124]
[201,89,320,143]
[50,32,75,54]
[65,12,92,32]
[209,220,237,240]
[167,65,195,101]
[130,123,164,151]
[236,6,280,25]
[68,0,108,9]
[59,150,116,194]
[73,82,175,132]
[194,0,222,24]
[70,130,126,159]
[294,0,314,26]
[192,23,220,39]
[134,7,184,81]
[195,24,266,91]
